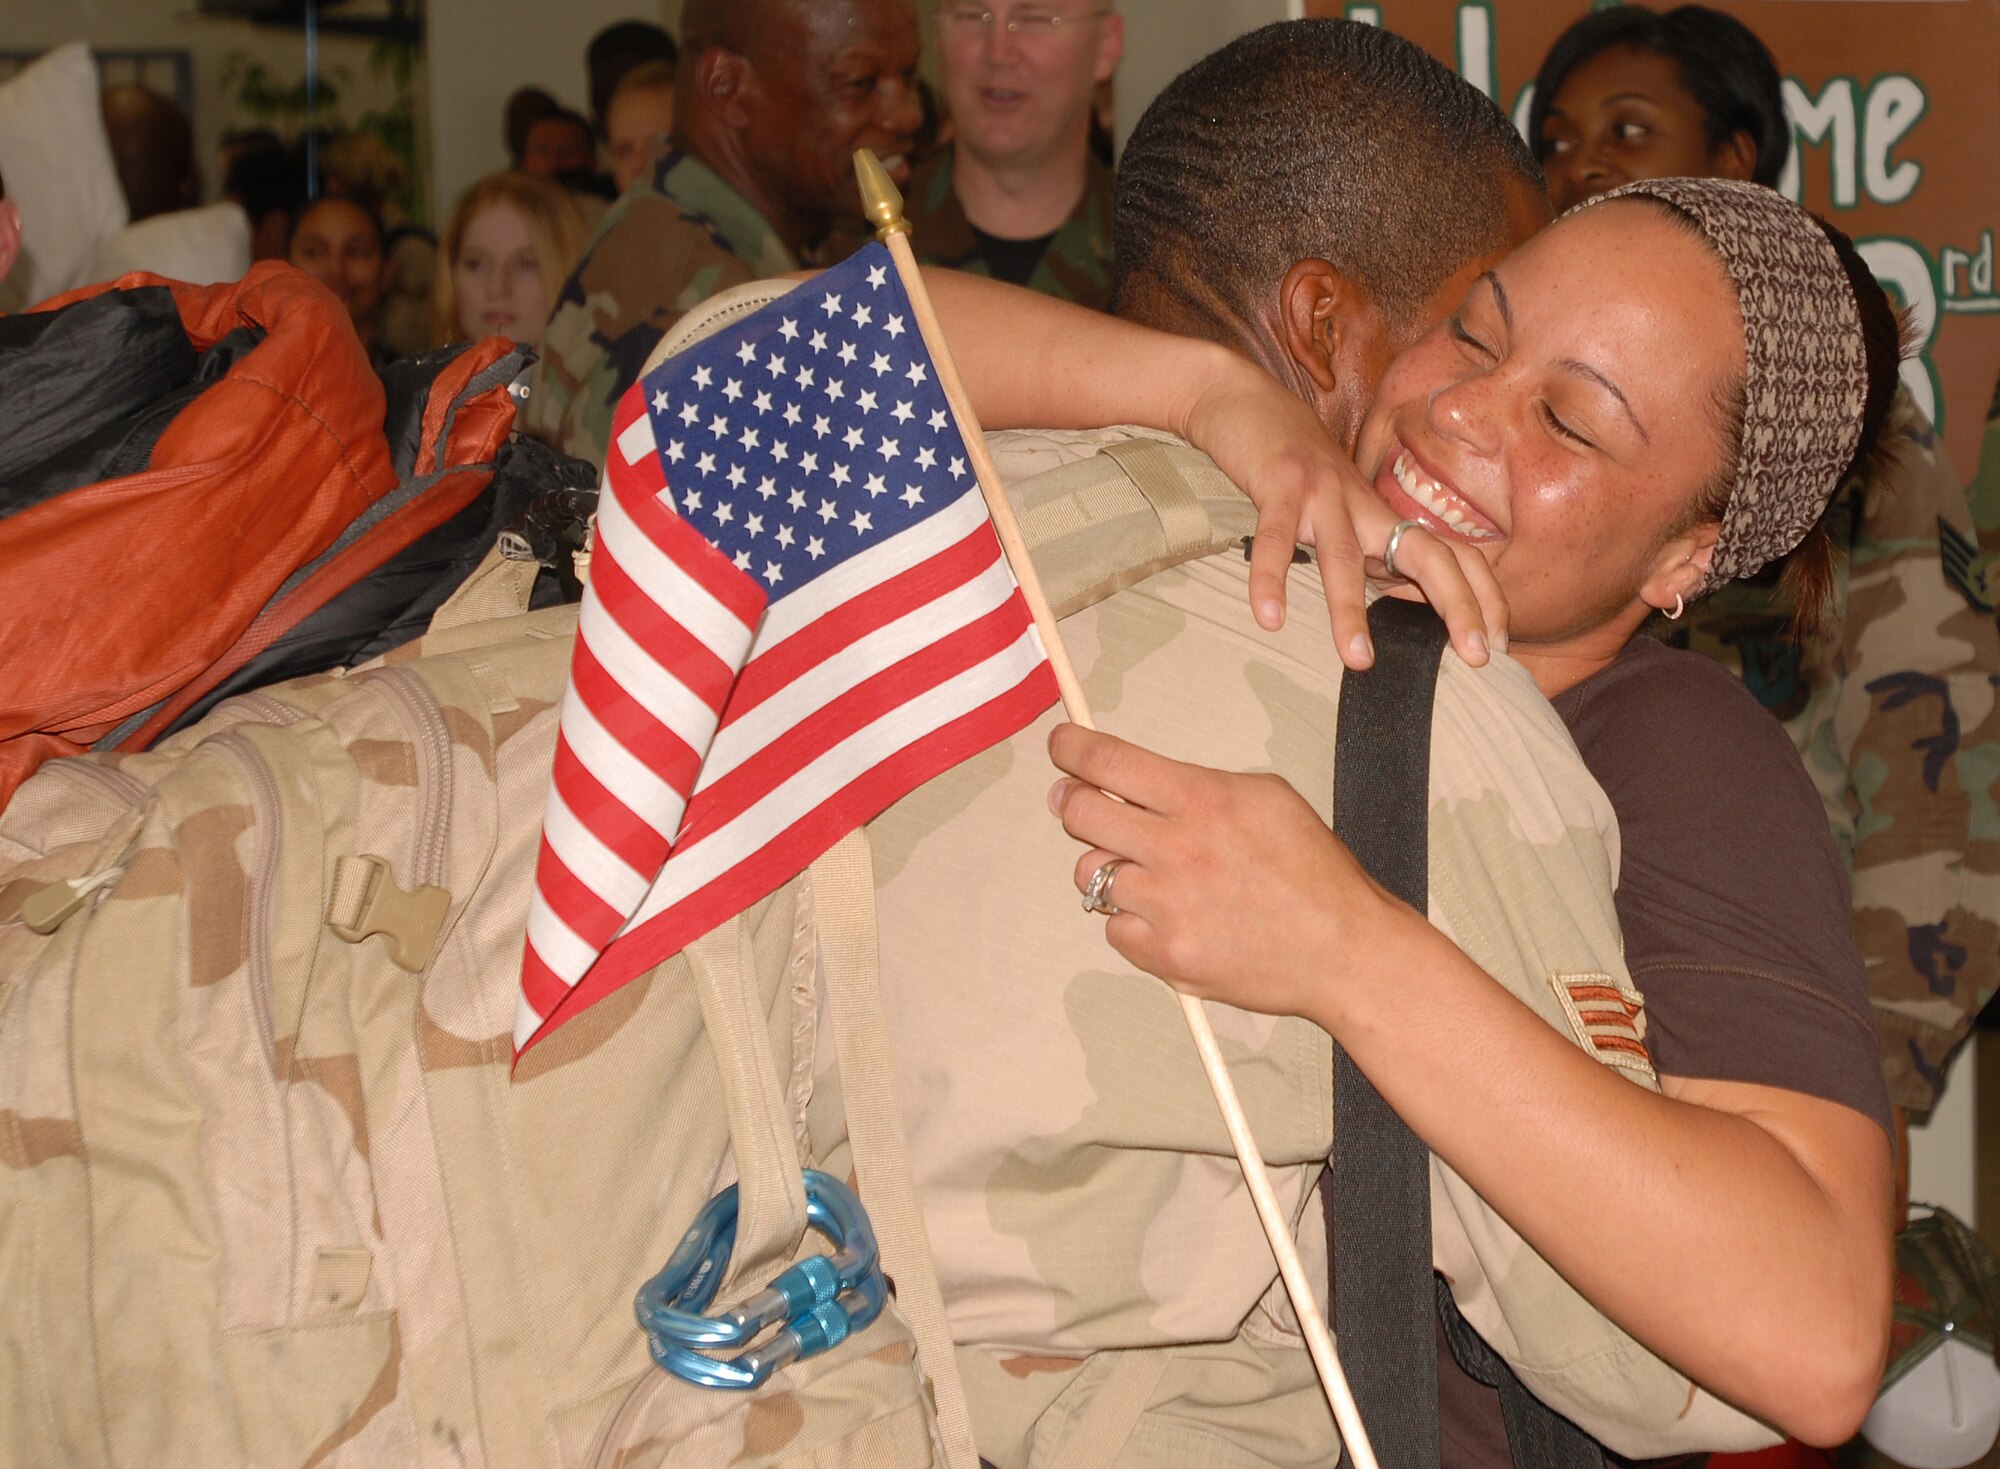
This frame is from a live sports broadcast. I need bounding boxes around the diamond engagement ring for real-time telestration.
[1382,518,1426,581]
[1081,858,1130,916]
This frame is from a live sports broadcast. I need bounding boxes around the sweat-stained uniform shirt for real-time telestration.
[861,426,1758,1468]
[524,151,797,468]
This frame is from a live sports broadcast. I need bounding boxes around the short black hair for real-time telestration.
[588,20,680,131]
[1115,20,1543,330]
[222,134,301,230]
[529,108,594,148]
[288,193,386,255]
[505,86,561,165]
[1528,6,1790,187]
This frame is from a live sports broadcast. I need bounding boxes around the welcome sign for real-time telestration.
[1307,0,2000,475]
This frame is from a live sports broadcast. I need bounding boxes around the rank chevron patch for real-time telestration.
[1550,972,1656,1082]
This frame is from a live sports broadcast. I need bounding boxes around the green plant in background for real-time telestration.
[222,37,426,225]
[222,53,348,131]
[357,39,422,222]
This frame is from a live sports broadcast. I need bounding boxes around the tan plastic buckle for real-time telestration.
[325,854,450,972]
[7,867,125,934]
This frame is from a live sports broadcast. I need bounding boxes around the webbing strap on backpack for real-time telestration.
[809,830,982,1469]
[1326,597,1604,1469]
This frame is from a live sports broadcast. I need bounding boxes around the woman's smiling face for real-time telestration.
[1354,200,1745,645]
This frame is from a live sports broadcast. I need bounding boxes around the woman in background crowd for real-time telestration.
[288,194,393,367]
[1531,4,2000,1144]
[431,171,586,348]
[603,61,677,196]
[1530,4,1783,211]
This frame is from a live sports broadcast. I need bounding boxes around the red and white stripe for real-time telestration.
[515,395,763,1043]
[516,482,1055,1046]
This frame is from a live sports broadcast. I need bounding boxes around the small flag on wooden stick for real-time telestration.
[515,237,1058,1053]
[847,149,1383,1469]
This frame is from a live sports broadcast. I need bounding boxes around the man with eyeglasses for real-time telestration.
[907,2,1123,309]
[527,0,923,467]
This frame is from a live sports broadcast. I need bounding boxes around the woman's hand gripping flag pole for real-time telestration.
[851,148,1382,1469]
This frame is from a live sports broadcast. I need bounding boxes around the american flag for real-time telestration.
[516,243,1058,1053]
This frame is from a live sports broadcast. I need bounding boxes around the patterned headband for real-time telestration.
[1570,177,1868,590]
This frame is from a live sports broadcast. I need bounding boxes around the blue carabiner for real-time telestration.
[642,1271,889,1391]
[636,1169,889,1390]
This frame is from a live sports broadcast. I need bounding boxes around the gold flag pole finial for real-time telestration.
[854,148,912,240]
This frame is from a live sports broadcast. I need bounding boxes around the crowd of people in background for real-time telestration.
[2,5,1126,383]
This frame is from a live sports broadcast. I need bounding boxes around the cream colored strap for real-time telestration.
[808,829,981,1469]
[426,543,541,633]
[686,916,810,1285]
[1043,1349,1174,1469]
[1100,438,1210,560]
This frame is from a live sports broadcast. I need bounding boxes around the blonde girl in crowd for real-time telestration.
[432,171,587,348]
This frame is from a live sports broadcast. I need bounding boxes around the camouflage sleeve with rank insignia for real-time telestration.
[1678,385,2000,1111]
[522,159,795,468]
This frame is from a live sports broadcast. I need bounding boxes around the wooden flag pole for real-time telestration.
[853,149,1381,1469]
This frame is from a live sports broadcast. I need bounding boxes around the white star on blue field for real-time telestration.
[637,245,973,598]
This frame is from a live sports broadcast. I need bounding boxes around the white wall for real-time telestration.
[425,0,644,224]
[1112,0,1295,154]
[1911,1044,1979,1226]
[4,0,406,212]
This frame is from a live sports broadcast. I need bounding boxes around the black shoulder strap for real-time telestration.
[1326,598,1605,1469]
[1328,597,1447,1469]
[1436,1280,1607,1468]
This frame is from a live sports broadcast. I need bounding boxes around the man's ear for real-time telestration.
[0,200,22,284]
[1094,14,1126,81]
[1278,258,1364,396]
[693,47,757,130]
[1277,257,1388,449]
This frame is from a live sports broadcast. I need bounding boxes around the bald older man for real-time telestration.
[526,0,922,467]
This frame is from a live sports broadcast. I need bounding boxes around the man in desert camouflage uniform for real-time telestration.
[869,434,1732,1466]
[862,24,1748,1465]
[905,2,1123,309]
[525,0,923,466]
[1676,383,2000,1114]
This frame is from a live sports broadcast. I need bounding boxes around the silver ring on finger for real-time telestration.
[1382,518,1427,581]
[1081,857,1130,916]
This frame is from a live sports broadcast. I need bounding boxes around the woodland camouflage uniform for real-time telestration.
[523,151,797,468]
[1675,385,2000,1111]
[904,148,1116,311]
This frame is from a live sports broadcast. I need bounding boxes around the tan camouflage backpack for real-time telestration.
[0,583,981,1468]
[0,350,1259,1467]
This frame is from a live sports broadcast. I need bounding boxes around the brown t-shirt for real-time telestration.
[1441,634,1890,1467]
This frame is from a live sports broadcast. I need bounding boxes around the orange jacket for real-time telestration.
[0,263,519,809]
